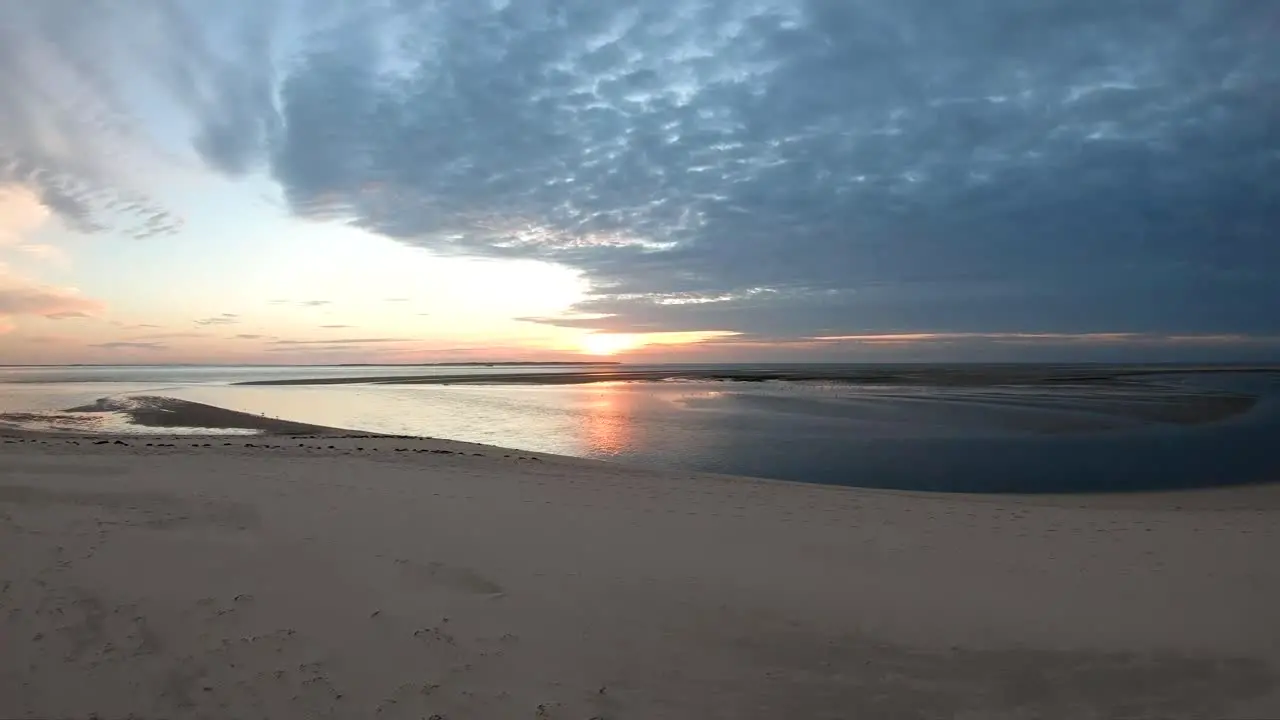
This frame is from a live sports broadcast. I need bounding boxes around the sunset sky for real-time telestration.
[1,0,1278,365]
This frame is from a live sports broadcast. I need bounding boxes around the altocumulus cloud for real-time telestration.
[259,0,1280,343]
[0,2,189,241]
[7,1,1280,351]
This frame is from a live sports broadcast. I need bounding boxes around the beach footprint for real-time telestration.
[393,559,505,598]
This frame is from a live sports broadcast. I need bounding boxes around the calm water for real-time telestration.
[3,364,1279,493]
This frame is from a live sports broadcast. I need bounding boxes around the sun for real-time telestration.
[580,333,641,356]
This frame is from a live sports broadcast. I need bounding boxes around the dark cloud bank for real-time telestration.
[210,0,1279,358]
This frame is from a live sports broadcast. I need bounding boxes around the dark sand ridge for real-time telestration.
[66,396,368,435]
[0,397,379,436]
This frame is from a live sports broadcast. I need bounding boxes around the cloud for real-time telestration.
[234,0,1279,343]
[195,313,241,326]
[88,341,167,350]
[807,331,1280,346]
[658,329,1280,363]
[181,3,284,176]
[269,337,410,346]
[271,299,333,308]
[319,324,353,328]
[0,3,213,242]
[0,263,104,323]
[110,322,163,329]
[133,331,207,340]
[232,333,272,340]
[264,344,376,353]
[0,185,53,246]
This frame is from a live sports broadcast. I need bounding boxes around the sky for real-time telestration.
[1,0,1278,365]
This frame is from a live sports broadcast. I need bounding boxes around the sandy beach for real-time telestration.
[2,429,1278,719]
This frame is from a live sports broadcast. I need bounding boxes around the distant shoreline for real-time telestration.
[235,363,1280,387]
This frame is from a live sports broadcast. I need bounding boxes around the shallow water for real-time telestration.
[2,364,1278,493]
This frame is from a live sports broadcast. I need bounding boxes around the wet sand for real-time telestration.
[61,396,371,435]
[2,422,1278,718]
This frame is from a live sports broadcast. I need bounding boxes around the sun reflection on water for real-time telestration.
[579,382,633,456]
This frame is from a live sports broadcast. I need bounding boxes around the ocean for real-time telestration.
[2,363,1278,493]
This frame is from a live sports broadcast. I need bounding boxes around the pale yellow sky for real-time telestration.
[0,184,736,364]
